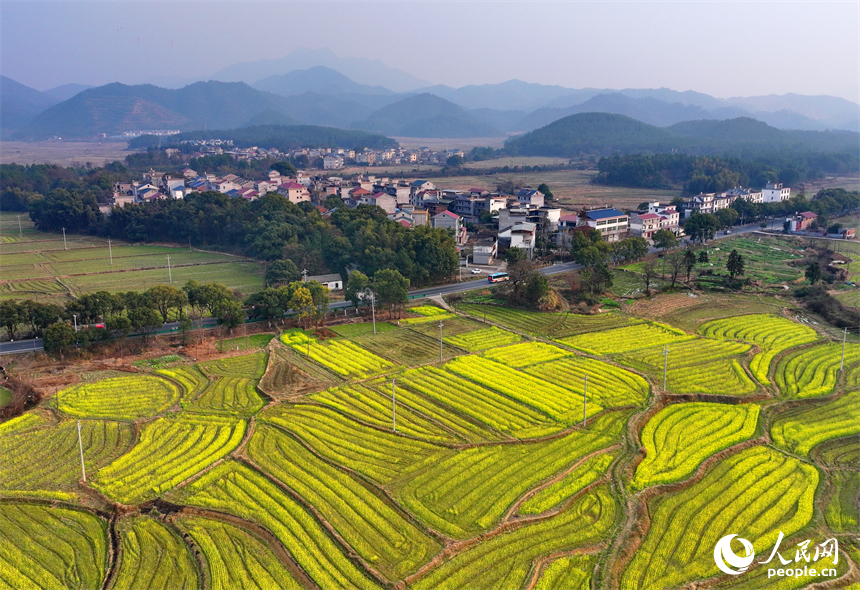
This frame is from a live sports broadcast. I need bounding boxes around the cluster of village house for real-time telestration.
[162,142,462,168]
[113,160,823,274]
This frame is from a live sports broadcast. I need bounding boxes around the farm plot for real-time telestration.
[533,555,597,590]
[481,341,571,367]
[175,516,304,590]
[557,322,695,355]
[620,338,751,370]
[0,278,66,299]
[620,446,818,590]
[331,322,397,337]
[261,404,451,484]
[397,366,553,437]
[397,412,626,539]
[771,391,860,455]
[111,516,199,590]
[525,357,649,408]
[157,366,209,404]
[400,305,455,324]
[456,303,639,338]
[699,314,818,384]
[825,470,859,533]
[171,461,382,590]
[198,352,268,379]
[442,326,521,352]
[407,316,484,338]
[365,375,507,443]
[774,342,860,398]
[353,328,462,365]
[411,486,617,590]
[519,452,616,515]
[94,415,245,504]
[0,410,53,437]
[248,424,440,580]
[446,356,603,423]
[310,384,459,443]
[631,403,760,490]
[260,346,344,396]
[0,419,134,499]
[814,435,860,469]
[57,374,181,419]
[665,359,758,395]
[186,378,264,415]
[281,331,394,378]
[0,503,108,590]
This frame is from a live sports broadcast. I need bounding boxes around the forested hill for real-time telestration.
[504,113,860,157]
[129,125,398,151]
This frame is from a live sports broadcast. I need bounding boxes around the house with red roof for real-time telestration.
[789,211,818,232]
[432,210,467,244]
[630,212,662,239]
[277,182,310,204]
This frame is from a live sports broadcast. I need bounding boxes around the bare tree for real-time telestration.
[666,252,687,288]
[642,260,659,296]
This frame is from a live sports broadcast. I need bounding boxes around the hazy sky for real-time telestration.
[2,1,858,102]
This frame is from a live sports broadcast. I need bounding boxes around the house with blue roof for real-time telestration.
[582,208,629,242]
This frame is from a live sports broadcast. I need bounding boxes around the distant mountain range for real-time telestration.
[505,113,860,157]
[3,50,858,145]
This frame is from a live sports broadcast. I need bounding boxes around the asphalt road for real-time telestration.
[0,221,782,356]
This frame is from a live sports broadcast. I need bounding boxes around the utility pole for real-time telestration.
[108,239,113,266]
[77,421,86,482]
[392,378,396,432]
[306,333,311,359]
[662,345,669,391]
[370,293,376,335]
[166,255,173,283]
[72,314,78,332]
[840,327,847,372]
[439,320,444,362]
[582,374,588,427]
[62,227,68,250]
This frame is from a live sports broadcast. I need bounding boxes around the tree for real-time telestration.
[373,269,410,317]
[504,247,528,265]
[128,306,162,340]
[288,285,316,329]
[216,299,245,331]
[697,250,710,264]
[43,322,75,359]
[270,161,297,177]
[652,229,678,253]
[302,280,331,324]
[0,300,24,340]
[145,285,187,323]
[265,259,300,287]
[345,271,371,309]
[642,260,659,296]
[715,207,739,228]
[580,263,613,295]
[805,262,822,284]
[537,183,554,201]
[684,213,721,243]
[666,252,686,288]
[683,249,697,282]
[446,155,464,167]
[726,249,745,281]
[27,301,63,337]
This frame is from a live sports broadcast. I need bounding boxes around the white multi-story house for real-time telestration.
[582,208,629,242]
[762,182,791,203]
[323,154,344,170]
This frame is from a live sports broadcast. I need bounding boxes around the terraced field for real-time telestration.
[111,516,199,590]
[699,314,818,384]
[1,300,855,589]
[622,446,818,589]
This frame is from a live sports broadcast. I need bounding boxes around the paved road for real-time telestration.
[0,221,781,356]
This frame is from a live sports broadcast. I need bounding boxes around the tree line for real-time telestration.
[593,153,860,194]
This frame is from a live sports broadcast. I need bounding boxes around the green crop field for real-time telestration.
[1,296,856,589]
[0,213,264,301]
